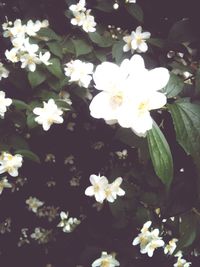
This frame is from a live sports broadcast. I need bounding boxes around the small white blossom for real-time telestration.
[25,20,42,36]
[164,238,178,255]
[0,178,12,194]
[126,0,136,3]
[105,177,125,203]
[64,59,93,88]
[26,196,44,213]
[0,91,12,118]
[0,63,9,80]
[38,51,51,66]
[57,211,80,233]
[0,152,23,177]
[123,26,151,53]
[33,99,64,131]
[71,11,86,26]
[69,0,86,13]
[20,52,41,72]
[132,221,165,257]
[85,174,109,203]
[92,251,120,267]
[174,257,192,267]
[82,10,96,32]
[5,48,19,63]
[115,149,128,159]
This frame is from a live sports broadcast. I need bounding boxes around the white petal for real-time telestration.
[85,186,94,196]
[148,92,167,110]
[147,68,170,91]
[138,42,148,52]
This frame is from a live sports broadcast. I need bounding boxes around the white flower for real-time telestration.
[39,51,51,66]
[132,221,165,257]
[0,178,12,194]
[69,0,86,13]
[85,174,109,203]
[89,54,169,137]
[64,59,93,88]
[26,196,44,213]
[57,211,80,233]
[22,38,39,54]
[20,53,41,72]
[33,99,64,131]
[0,152,23,177]
[82,10,96,32]
[164,238,178,255]
[26,20,42,36]
[174,257,192,267]
[9,19,26,39]
[71,11,86,26]
[126,0,136,2]
[0,91,12,118]
[105,177,125,203]
[92,251,120,267]
[0,63,9,80]
[115,149,128,159]
[5,48,19,63]
[123,26,151,53]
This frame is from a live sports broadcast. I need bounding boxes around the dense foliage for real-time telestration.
[0,0,200,266]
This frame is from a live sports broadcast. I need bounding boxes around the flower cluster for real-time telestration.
[0,62,9,80]
[3,19,51,71]
[0,91,12,118]
[0,152,23,177]
[92,251,120,267]
[57,211,80,233]
[69,0,96,32]
[90,54,169,137]
[33,99,64,131]
[132,221,165,257]
[85,174,125,203]
[64,59,94,88]
[123,26,151,53]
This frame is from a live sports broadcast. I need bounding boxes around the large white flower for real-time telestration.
[0,91,12,118]
[85,174,109,203]
[0,63,9,80]
[0,152,23,177]
[132,221,165,257]
[89,54,169,137]
[92,251,120,267]
[64,59,93,88]
[33,99,64,131]
[105,177,125,203]
[123,26,151,53]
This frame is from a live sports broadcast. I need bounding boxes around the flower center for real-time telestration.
[110,92,124,108]
[101,260,110,267]
[136,36,143,45]
[138,101,149,114]
[94,184,100,193]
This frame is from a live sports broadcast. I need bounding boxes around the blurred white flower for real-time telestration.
[26,196,44,213]
[132,221,165,257]
[64,59,93,88]
[126,0,136,2]
[25,20,42,36]
[71,11,86,26]
[0,178,12,194]
[20,52,41,72]
[5,48,19,63]
[174,257,192,267]
[69,0,86,13]
[82,10,96,32]
[123,26,151,53]
[0,63,9,80]
[9,19,26,39]
[164,238,178,255]
[85,174,125,203]
[90,54,169,137]
[57,211,80,233]
[33,99,64,131]
[0,91,12,118]
[39,51,51,66]
[0,152,23,177]
[105,177,125,203]
[115,149,128,159]
[92,251,120,267]
[85,174,108,203]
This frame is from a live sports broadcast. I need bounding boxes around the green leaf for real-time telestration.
[9,135,29,150]
[88,32,114,47]
[12,100,30,110]
[112,40,125,64]
[38,28,61,41]
[147,38,165,48]
[28,70,46,88]
[27,113,38,129]
[62,38,75,54]
[94,50,107,62]
[94,0,113,12]
[195,67,200,94]
[174,212,198,253]
[168,99,200,166]
[15,149,40,163]
[46,58,64,79]
[147,122,173,188]
[125,3,144,23]
[47,41,63,59]
[163,73,184,98]
[71,39,93,57]
[54,99,71,111]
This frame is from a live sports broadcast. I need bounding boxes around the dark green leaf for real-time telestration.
[88,32,114,47]
[147,122,173,188]
[195,67,200,94]
[12,100,30,110]
[94,0,113,12]
[15,149,40,163]
[46,58,64,79]
[112,40,125,64]
[125,3,144,23]
[147,38,165,48]
[38,28,61,41]
[71,39,93,57]
[28,70,46,88]
[27,113,38,129]
[47,41,63,59]
[163,73,184,98]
